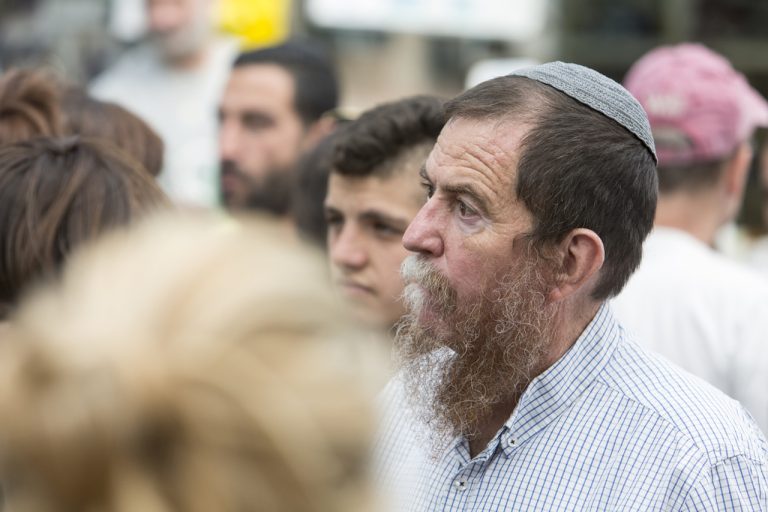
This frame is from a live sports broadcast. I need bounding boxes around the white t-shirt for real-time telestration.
[91,38,238,207]
[612,226,768,432]
[746,237,768,274]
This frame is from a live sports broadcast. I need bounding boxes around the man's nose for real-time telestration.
[330,226,368,271]
[218,122,240,162]
[403,200,444,257]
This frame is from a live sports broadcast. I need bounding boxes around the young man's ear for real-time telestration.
[716,141,753,224]
[548,229,605,303]
[724,141,753,194]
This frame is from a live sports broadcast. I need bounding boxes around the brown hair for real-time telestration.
[656,156,730,194]
[445,76,657,299]
[332,95,445,179]
[0,136,168,316]
[0,213,381,512]
[61,88,165,176]
[0,68,63,144]
[234,41,339,125]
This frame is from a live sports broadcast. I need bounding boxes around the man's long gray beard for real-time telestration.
[395,254,557,452]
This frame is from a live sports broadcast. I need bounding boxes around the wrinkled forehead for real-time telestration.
[425,116,534,220]
[432,116,531,174]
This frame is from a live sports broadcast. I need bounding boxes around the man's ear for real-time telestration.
[548,229,605,303]
[720,141,753,220]
[301,116,337,151]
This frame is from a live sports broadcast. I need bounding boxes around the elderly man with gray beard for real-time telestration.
[375,62,768,511]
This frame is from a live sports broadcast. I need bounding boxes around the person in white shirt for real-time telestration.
[743,145,768,271]
[612,43,768,431]
[92,0,238,207]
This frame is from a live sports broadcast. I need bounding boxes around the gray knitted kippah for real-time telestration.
[510,61,657,163]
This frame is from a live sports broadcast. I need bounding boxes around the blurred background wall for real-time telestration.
[2,0,767,229]
[5,0,768,109]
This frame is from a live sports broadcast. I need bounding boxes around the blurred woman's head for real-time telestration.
[0,68,164,178]
[0,136,168,317]
[0,68,62,144]
[0,213,381,512]
[61,87,165,177]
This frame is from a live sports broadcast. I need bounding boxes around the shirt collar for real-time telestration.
[499,303,621,454]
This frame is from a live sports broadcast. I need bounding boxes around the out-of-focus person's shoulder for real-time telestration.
[747,236,768,274]
[643,227,768,290]
[616,226,768,332]
[90,44,161,99]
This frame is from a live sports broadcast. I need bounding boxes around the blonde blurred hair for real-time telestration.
[0,213,382,512]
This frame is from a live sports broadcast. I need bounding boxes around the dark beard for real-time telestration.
[395,254,556,450]
[220,161,294,216]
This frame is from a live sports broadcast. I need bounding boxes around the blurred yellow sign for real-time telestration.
[217,0,292,48]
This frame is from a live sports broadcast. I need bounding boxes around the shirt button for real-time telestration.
[454,478,468,492]
[507,437,517,447]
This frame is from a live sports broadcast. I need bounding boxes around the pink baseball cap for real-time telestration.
[624,43,768,166]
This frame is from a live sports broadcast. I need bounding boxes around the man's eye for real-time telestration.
[421,181,435,199]
[374,222,401,237]
[325,213,343,227]
[457,201,471,217]
[242,115,273,131]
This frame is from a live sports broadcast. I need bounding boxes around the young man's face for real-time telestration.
[218,64,308,212]
[325,157,427,330]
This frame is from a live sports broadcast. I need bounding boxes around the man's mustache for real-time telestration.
[220,161,249,181]
[401,255,449,293]
[401,255,434,285]
[400,255,456,315]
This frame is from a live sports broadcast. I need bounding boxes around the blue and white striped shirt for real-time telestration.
[376,305,768,511]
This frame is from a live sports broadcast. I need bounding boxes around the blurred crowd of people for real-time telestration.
[2,0,768,510]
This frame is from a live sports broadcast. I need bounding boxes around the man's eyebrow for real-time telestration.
[241,110,272,121]
[443,182,489,213]
[323,204,341,216]
[359,210,411,229]
[419,165,489,213]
